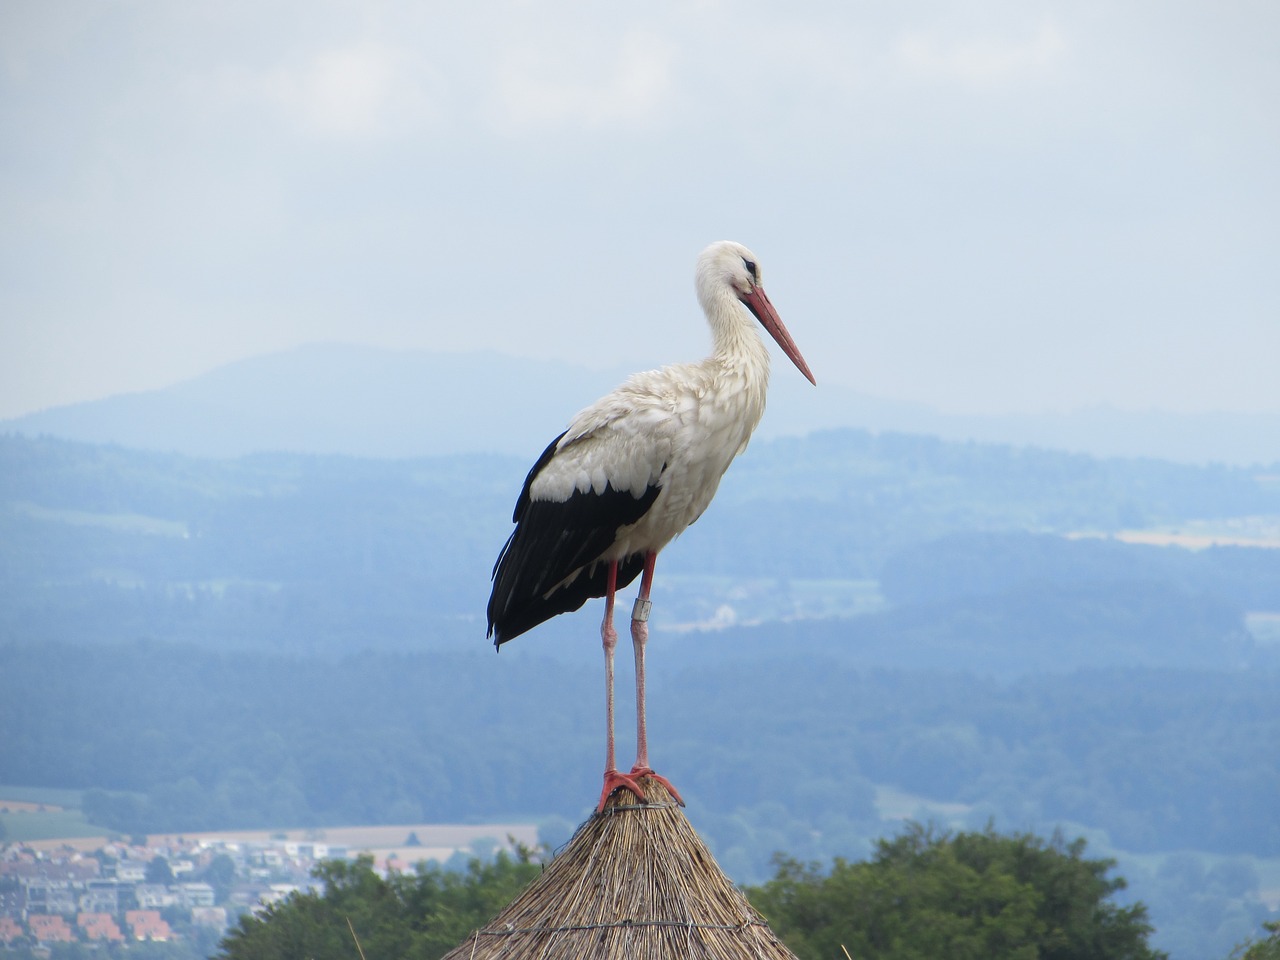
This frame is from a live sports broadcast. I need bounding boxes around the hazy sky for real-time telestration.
[2,1,1277,421]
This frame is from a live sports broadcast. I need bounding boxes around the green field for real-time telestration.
[0,785,115,841]
[0,785,85,807]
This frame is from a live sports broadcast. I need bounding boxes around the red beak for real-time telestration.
[741,285,817,385]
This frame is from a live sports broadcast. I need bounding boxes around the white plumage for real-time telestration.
[534,363,760,559]
[487,239,814,809]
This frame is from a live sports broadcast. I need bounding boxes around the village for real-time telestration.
[0,819,540,952]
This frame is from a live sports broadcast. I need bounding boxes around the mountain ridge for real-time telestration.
[4,342,1276,464]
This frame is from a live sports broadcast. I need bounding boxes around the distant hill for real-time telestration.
[2,429,1276,663]
[2,429,1278,960]
[3,342,1277,463]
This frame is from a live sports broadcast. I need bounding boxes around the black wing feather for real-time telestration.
[487,434,662,646]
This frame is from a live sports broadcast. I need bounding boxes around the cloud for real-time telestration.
[490,28,677,133]
[216,41,430,138]
[896,19,1068,86]
[2,1,1277,420]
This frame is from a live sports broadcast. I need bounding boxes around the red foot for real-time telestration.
[630,766,685,807]
[596,766,685,812]
[597,769,647,812]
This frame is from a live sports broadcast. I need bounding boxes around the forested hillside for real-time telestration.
[3,431,1277,656]
[2,429,1277,959]
[4,640,1276,858]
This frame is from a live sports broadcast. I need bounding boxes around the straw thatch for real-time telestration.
[442,776,798,960]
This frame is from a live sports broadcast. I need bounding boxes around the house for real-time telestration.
[125,909,172,942]
[180,882,216,907]
[134,883,179,909]
[77,912,125,942]
[228,882,273,908]
[79,878,121,914]
[115,860,147,882]
[252,846,284,868]
[28,913,75,944]
[0,917,23,945]
[191,906,228,931]
[0,885,24,916]
[23,879,77,915]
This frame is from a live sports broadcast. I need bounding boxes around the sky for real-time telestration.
[1,1,1277,421]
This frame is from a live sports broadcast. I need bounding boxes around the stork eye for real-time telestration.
[742,258,758,281]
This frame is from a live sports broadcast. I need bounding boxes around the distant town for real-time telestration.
[0,818,540,951]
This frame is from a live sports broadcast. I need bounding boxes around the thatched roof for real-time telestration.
[442,776,798,960]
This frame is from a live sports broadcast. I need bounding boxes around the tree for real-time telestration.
[1231,921,1280,960]
[746,823,1167,960]
[218,850,541,960]
[202,852,237,899]
[146,855,175,885]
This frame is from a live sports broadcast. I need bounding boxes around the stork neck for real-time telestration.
[705,291,771,382]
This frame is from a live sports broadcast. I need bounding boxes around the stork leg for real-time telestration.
[597,561,647,812]
[601,560,619,776]
[627,552,684,806]
[631,551,657,770]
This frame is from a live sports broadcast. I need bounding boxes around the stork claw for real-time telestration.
[596,767,685,812]
[597,769,648,812]
[629,765,685,807]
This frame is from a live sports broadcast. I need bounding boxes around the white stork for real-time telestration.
[487,240,815,811]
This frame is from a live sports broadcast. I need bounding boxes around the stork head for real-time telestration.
[696,241,817,385]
